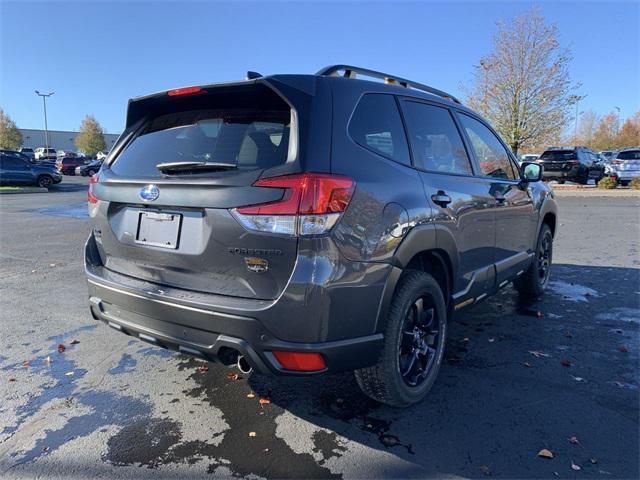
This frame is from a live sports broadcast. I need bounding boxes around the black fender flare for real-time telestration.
[374,224,460,333]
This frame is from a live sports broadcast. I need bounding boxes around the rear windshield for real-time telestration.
[540,150,576,161]
[110,108,290,177]
[617,150,640,160]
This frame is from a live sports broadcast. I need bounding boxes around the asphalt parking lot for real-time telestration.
[1,177,638,479]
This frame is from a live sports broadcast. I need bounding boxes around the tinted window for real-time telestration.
[111,109,290,177]
[540,150,577,161]
[618,150,640,160]
[459,114,516,180]
[402,101,472,175]
[349,94,410,165]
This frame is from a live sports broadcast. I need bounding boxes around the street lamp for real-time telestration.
[35,90,54,152]
[614,106,621,134]
[568,94,587,145]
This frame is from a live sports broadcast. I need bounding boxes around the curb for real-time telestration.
[552,189,640,197]
[0,187,49,194]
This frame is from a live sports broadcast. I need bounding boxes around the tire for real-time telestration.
[37,175,53,189]
[577,168,589,185]
[619,180,629,187]
[355,270,447,407]
[87,169,96,176]
[557,180,565,184]
[514,224,553,298]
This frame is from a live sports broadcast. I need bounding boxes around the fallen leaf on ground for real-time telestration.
[248,431,257,437]
[44,356,52,364]
[49,263,56,267]
[479,465,492,476]
[572,376,585,382]
[460,337,470,343]
[247,393,255,398]
[22,360,29,368]
[523,362,532,368]
[538,449,554,459]
[568,436,579,445]
[259,398,271,407]
[196,365,209,373]
[590,458,598,464]
[227,373,240,381]
[57,344,66,353]
[619,345,629,353]
[488,338,495,343]
[70,339,80,345]
[64,371,74,376]
[561,359,572,367]
[8,376,16,382]
[529,351,550,358]
[571,461,581,471]
[564,331,573,338]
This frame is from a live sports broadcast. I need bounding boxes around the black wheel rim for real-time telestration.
[537,234,552,283]
[40,177,51,187]
[398,296,440,387]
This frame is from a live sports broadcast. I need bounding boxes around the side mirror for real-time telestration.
[521,162,543,182]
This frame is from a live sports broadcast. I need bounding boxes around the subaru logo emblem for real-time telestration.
[139,184,160,201]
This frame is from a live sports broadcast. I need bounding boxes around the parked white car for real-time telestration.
[609,148,640,185]
[34,147,57,160]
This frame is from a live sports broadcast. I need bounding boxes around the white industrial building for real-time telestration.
[19,129,121,153]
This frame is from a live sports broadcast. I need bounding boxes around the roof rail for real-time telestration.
[316,64,461,104]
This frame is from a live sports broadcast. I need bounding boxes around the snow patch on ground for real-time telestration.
[549,281,600,302]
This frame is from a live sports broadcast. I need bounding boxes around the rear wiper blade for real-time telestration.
[156,161,237,173]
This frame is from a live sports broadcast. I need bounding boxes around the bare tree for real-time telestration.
[577,110,599,146]
[467,8,576,154]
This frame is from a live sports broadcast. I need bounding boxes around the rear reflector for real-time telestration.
[167,86,204,97]
[272,351,326,372]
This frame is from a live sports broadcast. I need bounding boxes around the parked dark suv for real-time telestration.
[537,146,604,184]
[0,153,62,188]
[84,65,557,406]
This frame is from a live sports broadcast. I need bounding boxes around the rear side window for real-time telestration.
[618,150,640,160]
[348,94,410,165]
[458,114,516,180]
[401,101,473,175]
[111,108,290,177]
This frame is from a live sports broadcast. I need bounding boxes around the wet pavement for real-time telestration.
[1,179,638,479]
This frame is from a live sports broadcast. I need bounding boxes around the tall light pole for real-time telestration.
[614,106,621,134]
[35,91,54,151]
[568,94,587,145]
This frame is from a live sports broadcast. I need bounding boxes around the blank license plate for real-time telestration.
[136,211,182,249]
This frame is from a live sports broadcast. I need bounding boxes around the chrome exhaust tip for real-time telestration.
[237,355,253,374]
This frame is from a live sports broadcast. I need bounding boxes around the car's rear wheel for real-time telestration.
[37,175,53,189]
[577,168,590,185]
[514,224,553,298]
[87,169,96,176]
[557,179,565,184]
[355,270,447,407]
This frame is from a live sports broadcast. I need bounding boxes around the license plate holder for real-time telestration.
[136,211,182,249]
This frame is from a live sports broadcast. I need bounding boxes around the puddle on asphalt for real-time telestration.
[28,202,89,219]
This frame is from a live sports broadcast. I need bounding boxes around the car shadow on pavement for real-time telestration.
[155,263,638,479]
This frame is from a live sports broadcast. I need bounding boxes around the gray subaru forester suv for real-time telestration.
[85,65,557,407]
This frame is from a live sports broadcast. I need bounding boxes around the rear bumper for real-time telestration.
[614,171,640,181]
[85,233,389,375]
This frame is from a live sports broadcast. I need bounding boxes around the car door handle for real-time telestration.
[431,192,452,207]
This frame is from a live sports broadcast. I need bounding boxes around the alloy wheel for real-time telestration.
[398,296,441,387]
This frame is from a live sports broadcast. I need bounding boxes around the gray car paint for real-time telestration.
[85,72,558,374]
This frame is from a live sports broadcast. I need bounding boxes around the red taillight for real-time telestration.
[167,86,204,97]
[236,173,354,215]
[611,160,623,165]
[232,173,355,236]
[272,351,326,372]
[87,174,99,204]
